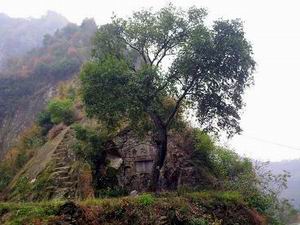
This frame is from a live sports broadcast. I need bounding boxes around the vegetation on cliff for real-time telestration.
[80,4,255,191]
[0,11,68,70]
[0,18,97,158]
[0,5,298,225]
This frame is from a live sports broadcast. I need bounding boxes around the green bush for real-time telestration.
[72,124,105,163]
[192,129,215,168]
[192,128,252,180]
[191,128,295,225]
[47,99,74,125]
[210,147,253,180]
[137,193,155,206]
[37,111,53,135]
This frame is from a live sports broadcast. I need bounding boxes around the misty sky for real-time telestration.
[1,0,300,161]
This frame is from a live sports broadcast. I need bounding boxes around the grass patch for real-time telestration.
[0,191,249,225]
[136,193,155,206]
[0,200,64,225]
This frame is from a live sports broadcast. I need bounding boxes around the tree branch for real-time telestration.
[151,38,170,65]
[120,36,148,64]
[165,75,199,127]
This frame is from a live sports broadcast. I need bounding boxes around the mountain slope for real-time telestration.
[0,19,97,159]
[0,11,68,70]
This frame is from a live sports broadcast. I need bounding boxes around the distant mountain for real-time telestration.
[269,159,300,209]
[0,11,68,70]
[0,18,97,159]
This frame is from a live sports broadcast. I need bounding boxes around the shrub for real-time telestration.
[47,99,74,125]
[192,129,215,168]
[137,193,155,206]
[72,124,105,163]
[191,128,295,224]
[192,128,252,181]
[37,111,53,135]
[210,147,253,180]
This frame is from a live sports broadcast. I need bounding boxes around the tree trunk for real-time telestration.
[149,113,168,192]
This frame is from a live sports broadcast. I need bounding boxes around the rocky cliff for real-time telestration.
[0,18,97,159]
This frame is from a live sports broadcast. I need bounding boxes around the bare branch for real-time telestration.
[120,36,148,64]
[165,74,200,127]
[151,38,170,65]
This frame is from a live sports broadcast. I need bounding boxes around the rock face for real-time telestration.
[107,129,217,192]
[0,83,56,159]
[106,130,157,191]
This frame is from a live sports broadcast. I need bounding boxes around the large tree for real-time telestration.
[80,5,255,191]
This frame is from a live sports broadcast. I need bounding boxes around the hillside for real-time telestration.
[0,18,97,159]
[0,192,265,225]
[0,11,68,70]
[0,85,296,224]
[0,6,298,225]
[269,159,300,209]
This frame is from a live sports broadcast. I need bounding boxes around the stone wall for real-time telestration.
[107,129,217,192]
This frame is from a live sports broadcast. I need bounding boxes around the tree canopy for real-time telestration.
[80,4,255,190]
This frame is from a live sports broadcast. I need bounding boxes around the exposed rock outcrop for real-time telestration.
[5,124,217,201]
[106,129,217,192]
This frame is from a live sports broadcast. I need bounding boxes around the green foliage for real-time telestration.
[192,128,252,180]
[10,176,31,201]
[80,56,134,129]
[81,4,255,137]
[72,124,106,163]
[0,201,62,225]
[37,110,54,135]
[240,162,295,225]
[81,4,255,190]
[211,147,253,180]
[15,151,30,169]
[191,129,296,224]
[0,191,259,225]
[137,193,155,206]
[51,57,81,78]
[192,129,215,167]
[47,99,74,125]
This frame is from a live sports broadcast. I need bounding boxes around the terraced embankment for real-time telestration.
[0,192,265,225]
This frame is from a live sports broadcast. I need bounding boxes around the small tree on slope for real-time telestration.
[80,5,255,191]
